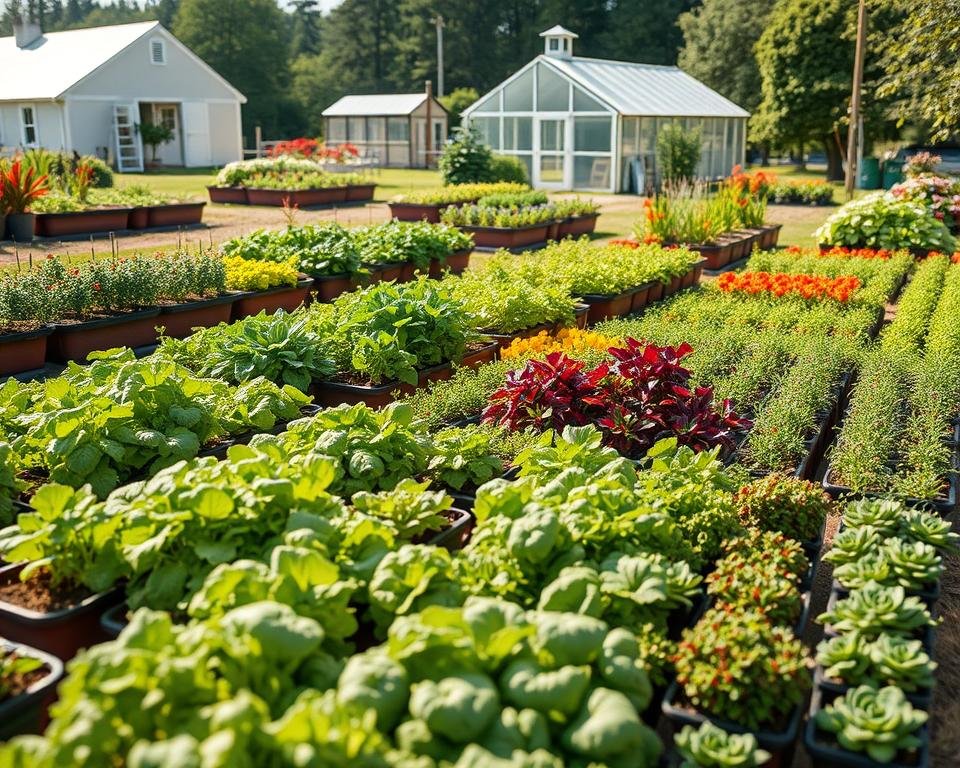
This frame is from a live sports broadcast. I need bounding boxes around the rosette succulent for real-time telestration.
[675,722,771,767]
[818,584,936,639]
[816,634,935,691]
[814,685,927,763]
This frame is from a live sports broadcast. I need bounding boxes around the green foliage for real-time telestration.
[0,442,24,526]
[706,547,805,626]
[439,87,479,129]
[815,193,958,252]
[488,155,529,185]
[439,126,495,185]
[656,124,702,182]
[138,122,175,162]
[816,634,936,692]
[814,685,927,763]
[735,473,833,542]
[351,220,472,270]
[404,360,514,430]
[222,223,362,278]
[428,424,507,491]
[674,722,772,768]
[818,583,936,639]
[673,608,810,730]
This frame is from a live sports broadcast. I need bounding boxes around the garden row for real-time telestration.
[207,156,376,207]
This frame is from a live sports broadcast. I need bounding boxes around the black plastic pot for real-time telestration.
[803,686,929,768]
[812,666,932,711]
[661,680,805,767]
[100,601,129,639]
[822,464,958,515]
[0,639,63,740]
[425,507,473,551]
[820,588,937,651]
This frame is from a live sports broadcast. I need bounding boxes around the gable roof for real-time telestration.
[464,55,749,119]
[322,93,445,117]
[0,21,245,103]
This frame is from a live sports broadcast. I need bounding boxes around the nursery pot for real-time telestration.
[425,507,474,552]
[0,639,63,741]
[5,213,36,242]
[158,294,238,339]
[310,377,416,409]
[47,308,162,363]
[0,326,53,376]
[0,563,124,661]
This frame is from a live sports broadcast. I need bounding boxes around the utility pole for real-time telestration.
[433,14,445,98]
[845,0,867,200]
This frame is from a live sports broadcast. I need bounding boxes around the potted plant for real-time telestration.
[0,638,63,740]
[223,256,314,319]
[1,160,49,242]
[0,266,57,376]
[735,474,833,559]
[818,584,937,646]
[674,722,772,768]
[804,685,928,768]
[138,121,175,168]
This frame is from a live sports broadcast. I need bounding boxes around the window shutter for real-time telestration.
[151,39,166,65]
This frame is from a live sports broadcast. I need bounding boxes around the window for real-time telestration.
[574,156,610,189]
[158,106,177,132]
[574,117,611,152]
[549,38,559,51]
[150,38,166,65]
[327,118,347,142]
[387,117,409,141]
[474,91,500,113]
[573,87,605,112]
[367,117,385,141]
[348,117,365,142]
[536,64,568,111]
[503,68,533,111]
[503,117,532,151]
[471,117,499,149]
[20,106,37,146]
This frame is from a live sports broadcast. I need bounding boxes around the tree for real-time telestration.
[440,87,478,129]
[173,0,290,143]
[752,0,854,179]
[678,0,774,115]
[289,0,321,56]
[880,0,960,142]
[656,123,702,181]
[600,0,694,65]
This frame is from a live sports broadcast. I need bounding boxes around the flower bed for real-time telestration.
[388,182,530,222]
[208,157,375,207]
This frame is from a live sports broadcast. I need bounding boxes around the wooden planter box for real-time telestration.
[35,208,132,237]
[313,274,357,302]
[0,639,63,741]
[0,326,53,376]
[146,202,206,228]
[345,183,377,202]
[207,186,248,204]
[557,213,600,238]
[157,294,238,339]
[461,223,550,250]
[48,308,162,363]
[389,201,446,223]
[230,278,314,320]
[0,564,124,661]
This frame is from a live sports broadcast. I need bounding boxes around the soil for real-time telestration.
[0,322,45,335]
[0,651,49,702]
[0,568,93,613]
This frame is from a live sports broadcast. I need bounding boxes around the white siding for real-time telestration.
[207,101,241,166]
[63,99,112,158]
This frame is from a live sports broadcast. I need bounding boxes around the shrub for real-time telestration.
[489,154,529,184]
[656,123,702,182]
[439,126,494,185]
[735,474,833,542]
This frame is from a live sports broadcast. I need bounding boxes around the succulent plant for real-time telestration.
[673,608,811,731]
[884,539,942,589]
[707,555,802,626]
[833,556,892,590]
[818,583,936,639]
[735,473,833,542]
[842,498,902,535]
[824,527,883,567]
[814,685,927,763]
[674,722,772,767]
[898,508,960,553]
[816,634,935,691]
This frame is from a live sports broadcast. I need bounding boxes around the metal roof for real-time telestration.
[540,25,578,38]
[546,56,749,118]
[0,21,160,101]
[323,93,435,117]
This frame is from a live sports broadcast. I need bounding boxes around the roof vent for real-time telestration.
[13,15,43,49]
[540,24,577,60]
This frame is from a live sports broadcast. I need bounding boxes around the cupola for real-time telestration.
[540,24,577,60]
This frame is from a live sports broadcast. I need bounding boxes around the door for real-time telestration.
[151,103,183,166]
[181,101,211,167]
[535,117,568,189]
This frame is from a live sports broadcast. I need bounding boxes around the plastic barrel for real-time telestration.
[858,157,881,189]
[882,159,904,189]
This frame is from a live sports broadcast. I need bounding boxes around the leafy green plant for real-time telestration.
[814,685,927,763]
[404,360,513,429]
[674,722,772,768]
[656,123,702,182]
[351,220,471,271]
[441,202,560,228]
[673,608,810,730]
[816,634,936,692]
[0,442,25,525]
[351,480,451,541]
[157,310,336,392]
[427,424,506,491]
[396,182,530,206]
[222,223,362,277]
[438,125,495,185]
[818,583,936,638]
[0,645,44,702]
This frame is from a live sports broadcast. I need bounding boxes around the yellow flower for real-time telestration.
[225,256,299,291]
[501,327,621,361]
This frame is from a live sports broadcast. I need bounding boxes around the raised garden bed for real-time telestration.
[428,248,472,278]
[313,274,358,302]
[389,201,463,223]
[47,308,162,364]
[230,278,314,320]
[144,202,206,228]
[461,223,551,250]
[35,207,132,237]
[557,212,600,238]
[157,294,238,339]
[213,184,374,208]
[0,326,53,377]
[207,185,247,204]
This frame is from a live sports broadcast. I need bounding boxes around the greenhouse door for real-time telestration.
[535,117,569,189]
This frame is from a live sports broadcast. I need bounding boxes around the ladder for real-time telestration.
[113,104,143,172]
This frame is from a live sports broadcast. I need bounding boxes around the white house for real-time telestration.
[0,19,246,171]
[463,25,750,193]
[322,90,448,168]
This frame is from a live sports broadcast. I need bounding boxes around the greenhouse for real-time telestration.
[462,25,749,193]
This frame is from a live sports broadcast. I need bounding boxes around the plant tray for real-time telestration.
[0,325,53,377]
[0,563,124,660]
[388,201,446,223]
[230,278,314,320]
[158,293,238,339]
[820,588,937,651]
[100,602,128,639]
[461,223,550,250]
[345,183,376,202]
[460,341,499,370]
[821,459,958,515]
[313,274,357,303]
[145,202,206,228]
[581,291,634,323]
[0,639,63,741]
[557,213,600,238]
[311,363,451,409]
[34,207,133,237]
[429,248,472,278]
[207,186,247,204]
[804,686,929,768]
[48,308,162,363]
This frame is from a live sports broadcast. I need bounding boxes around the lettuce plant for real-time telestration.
[814,685,927,763]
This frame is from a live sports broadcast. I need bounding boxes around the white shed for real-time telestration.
[463,25,750,193]
[322,91,448,168]
[0,19,246,171]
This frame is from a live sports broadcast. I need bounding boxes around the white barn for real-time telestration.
[463,25,750,193]
[0,19,246,171]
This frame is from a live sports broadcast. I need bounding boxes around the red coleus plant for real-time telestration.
[483,338,750,459]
